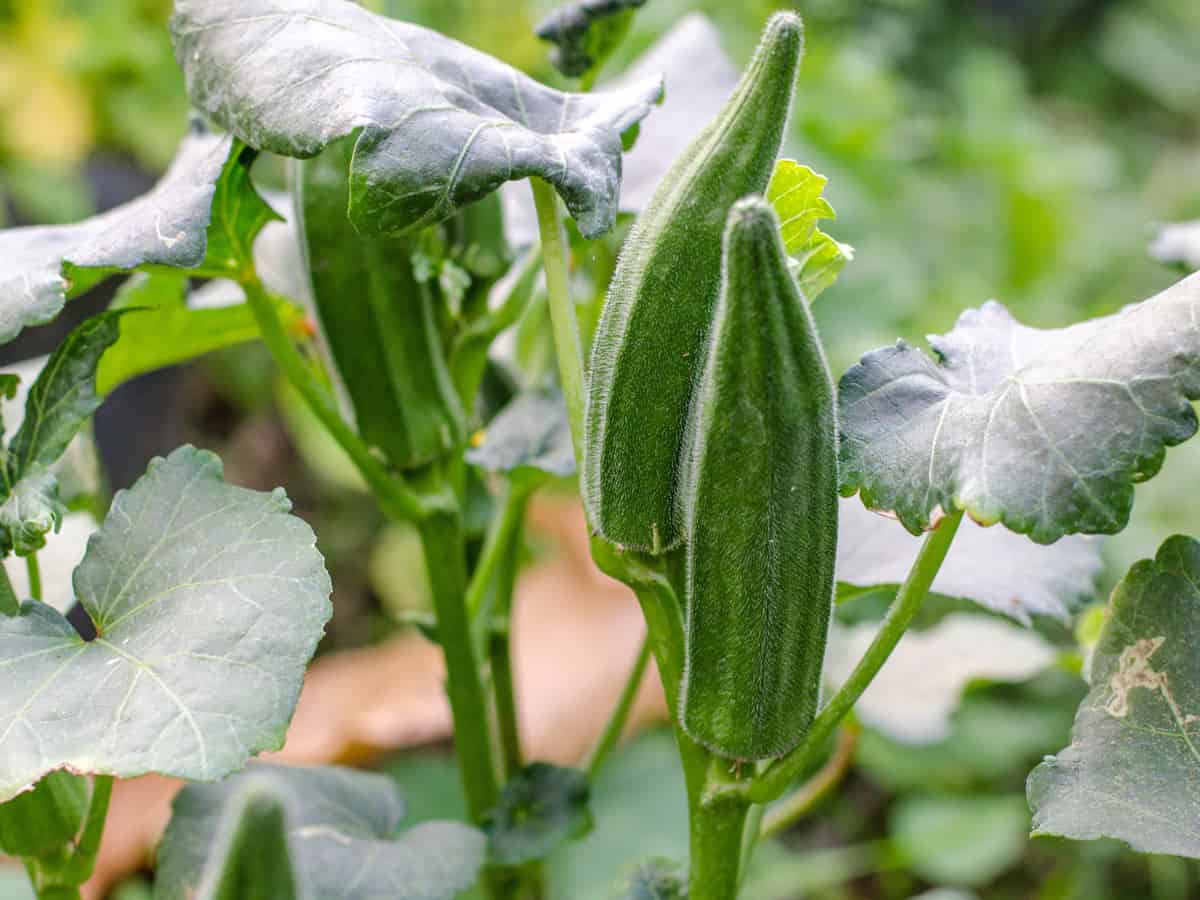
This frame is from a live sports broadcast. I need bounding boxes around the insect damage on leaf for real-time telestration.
[171,0,663,238]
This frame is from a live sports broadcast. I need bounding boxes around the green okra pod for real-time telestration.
[679,197,838,760]
[584,12,804,552]
[295,138,466,470]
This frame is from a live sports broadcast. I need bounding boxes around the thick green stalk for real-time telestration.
[749,510,964,804]
[689,781,751,900]
[416,508,499,822]
[530,179,584,459]
[586,634,651,778]
[241,277,430,522]
[25,552,41,602]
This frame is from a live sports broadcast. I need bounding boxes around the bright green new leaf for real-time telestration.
[839,272,1200,543]
[1028,535,1200,857]
[195,779,299,900]
[0,130,232,346]
[483,763,592,866]
[836,499,1102,624]
[765,159,853,301]
[96,273,266,396]
[0,446,331,802]
[157,763,484,900]
[536,0,647,81]
[0,771,90,859]
[679,198,838,760]
[465,388,575,483]
[585,13,803,552]
[297,138,466,470]
[170,0,663,238]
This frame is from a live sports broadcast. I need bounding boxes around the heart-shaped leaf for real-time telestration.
[156,763,484,900]
[170,0,663,238]
[466,388,575,483]
[839,273,1200,543]
[0,130,232,347]
[1028,535,1200,857]
[483,762,592,866]
[0,446,331,801]
[536,0,647,80]
[836,499,1102,624]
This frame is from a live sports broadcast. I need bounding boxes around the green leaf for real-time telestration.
[765,160,853,301]
[200,142,282,275]
[170,0,662,239]
[194,779,299,900]
[1028,535,1200,857]
[465,388,575,483]
[585,13,803,552]
[483,763,592,866]
[0,771,90,859]
[0,471,66,558]
[95,272,273,396]
[536,0,647,81]
[678,198,838,760]
[890,794,1029,887]
[296,138,466,469]
[0,130,232,346]
[610,858,687,899]
[839,273,1200,544]
[836,498,1102,624]
[157,763,484,900]
[0,446,331,801]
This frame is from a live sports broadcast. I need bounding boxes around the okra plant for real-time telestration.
[0,0,1198,898]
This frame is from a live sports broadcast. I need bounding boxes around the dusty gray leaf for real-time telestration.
[536,0,647,79]
[170,0,662,238]
[840,273,1200,544]
[157,763,485,900]
[0,446,331,801]
[466,388,575,481]
[826,613,1057,745]
[1028,535,1200,857]
[1150,220,1200,271]
[837,499,1102,624]
[0,130,231,346]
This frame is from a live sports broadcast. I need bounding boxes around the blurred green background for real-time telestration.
[2,0,1200,898]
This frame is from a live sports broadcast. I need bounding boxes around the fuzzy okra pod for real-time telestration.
[584,11,804,552]
[295,138,466,470]
[679,197,838,760]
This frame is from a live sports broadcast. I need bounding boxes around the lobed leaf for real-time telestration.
[0,446,332,801]
[0,129,232,346]
[836,499,1102,624]
[765,159,853,301]
[1028,535,1200,857]
[171,0,663,238]
[839,272,1200,543]
[536,0,647,80]
[465,388,576,483]
[157,763,484,900]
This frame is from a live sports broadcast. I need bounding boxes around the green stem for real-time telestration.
[241,276,430,522]
[25,552,41,603]
[759,723,860,838]
[491,627,522,780]
[749,510,964,804]
[466,483,534,623]
[689,771,751,900]
[416,509,500,823]
[586,634,651,778]
[529,179,585,460]
[63,775,113,885]
[488,486,531,780]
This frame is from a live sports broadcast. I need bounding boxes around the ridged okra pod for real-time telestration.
[679,197,838,760]
[295,138,466,470]
[584,12,803,552]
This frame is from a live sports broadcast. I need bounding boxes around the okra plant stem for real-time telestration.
[586,634,651,778]
[25,552,41,602]
[759,723,860,838]
[749,509,965,804]
[530,179,585,459]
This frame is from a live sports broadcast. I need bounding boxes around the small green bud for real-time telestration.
[678,197,838,760]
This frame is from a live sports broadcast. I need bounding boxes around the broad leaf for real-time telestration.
[0,129,232,346]
[171,0,663,238]
[465,388,575,483]
[484,762,592,866]
[766,160,853,301]
[0,446,331,801]
[836,499,1102,623]
[1028,535,1200,857]
[195,778,299,900]
[839,273,1200,543]
[157,763,484,900]
[825,613,1057,744]
[1149,220,1200,271]
[536,0,647,80]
